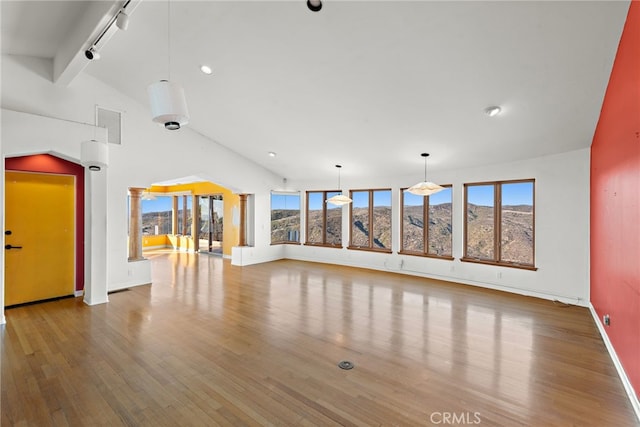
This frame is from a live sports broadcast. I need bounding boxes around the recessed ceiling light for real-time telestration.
[485,106,502,117]
[268,151,277,157]
[200,65,213,75]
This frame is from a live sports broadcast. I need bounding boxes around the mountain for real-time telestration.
[269,201,532,264]
[466,204,533,263]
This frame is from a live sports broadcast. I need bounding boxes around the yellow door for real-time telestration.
[5,171,75,306]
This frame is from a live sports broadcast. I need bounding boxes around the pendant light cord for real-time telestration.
[167,0,171,81]
[424,156,427,182]
[420,153,430,182]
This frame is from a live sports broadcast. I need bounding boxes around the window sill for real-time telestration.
[398,251,454,261]
[304,243,343,249]
[460,257,538,271]
[347,246,392,254]
[271,241,301,246]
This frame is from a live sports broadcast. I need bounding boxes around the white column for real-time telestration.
[84,167,109,306]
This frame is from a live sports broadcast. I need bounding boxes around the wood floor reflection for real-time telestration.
[2,250,637,426]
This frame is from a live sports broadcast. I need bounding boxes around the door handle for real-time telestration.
[5,244,22,250]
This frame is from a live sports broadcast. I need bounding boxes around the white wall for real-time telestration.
[284,148,591,305]
[1,54,285,319]
[1,53,591,323]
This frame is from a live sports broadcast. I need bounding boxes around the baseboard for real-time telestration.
[588,303,640,422]
[74,290,84,297]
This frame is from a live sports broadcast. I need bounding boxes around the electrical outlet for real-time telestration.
[603,314,610,326]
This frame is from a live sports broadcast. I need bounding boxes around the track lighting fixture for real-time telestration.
[307,0,322,12]
[85,1,131,61]
[116,10,129,31]
[85,47,100,61]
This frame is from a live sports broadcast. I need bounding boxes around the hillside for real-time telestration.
[466,204,533,263]
[272,202,532,263]
[402,203,452,255]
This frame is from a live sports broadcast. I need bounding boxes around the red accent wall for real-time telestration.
[591,1,640,398]
[5,154,85,293]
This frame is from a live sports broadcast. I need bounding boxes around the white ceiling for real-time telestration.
[1,1,630,182]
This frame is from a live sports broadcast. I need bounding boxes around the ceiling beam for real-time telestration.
[53,0,142,86]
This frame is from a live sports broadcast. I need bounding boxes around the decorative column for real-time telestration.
[191,195,199,252]
[239,194,248,246]
[182,196,188,235]
[172,195,178,235]
[128,187,145,261]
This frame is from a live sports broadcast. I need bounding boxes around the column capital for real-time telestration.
[128,187,147,196]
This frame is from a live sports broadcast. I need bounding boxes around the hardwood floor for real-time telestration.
[2,250,638,426]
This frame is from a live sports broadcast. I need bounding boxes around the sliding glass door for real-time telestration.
[198,195,223,254]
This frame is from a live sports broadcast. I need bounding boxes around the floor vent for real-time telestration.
[338,360,354,370]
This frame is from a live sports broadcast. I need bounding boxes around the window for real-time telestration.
[177,195,193,236]
[463,180,535,269]
[271,192,301,244]
[141,196,173,235]
[400,185,453,258]
[349,189,392,252]
[306,191,342,246]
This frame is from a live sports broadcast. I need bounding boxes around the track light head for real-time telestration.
[116,10,129,30]
[85,47,100,60]
[307,0,322,12]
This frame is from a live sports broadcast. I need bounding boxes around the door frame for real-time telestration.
[5,154,85,295]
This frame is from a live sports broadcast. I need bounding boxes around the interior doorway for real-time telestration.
[198,195,223,255]
[5,171,76,306]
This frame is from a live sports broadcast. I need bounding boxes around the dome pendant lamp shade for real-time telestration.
[148,80,189,130]
[326,165,352,206]
[326,194,352,206]
[81,139,109,171]
[406,153,444,196]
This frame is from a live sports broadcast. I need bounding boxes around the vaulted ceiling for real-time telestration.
[1,1,630,182]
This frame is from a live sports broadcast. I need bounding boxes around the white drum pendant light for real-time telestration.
[148,0,189,130]
[148,80,189,130]
[81,139,109,171]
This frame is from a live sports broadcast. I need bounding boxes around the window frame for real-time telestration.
[462,179,537,270]
[399,185,454,260]
[270,191,301,245]
[305,190,343,248]
[348,188,392,253]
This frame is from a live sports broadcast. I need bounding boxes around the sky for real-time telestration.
[147,183,532,214]
[467,182,533,206]
[403,187,452,206]
[142,196,224,217]
[142,196,174,213]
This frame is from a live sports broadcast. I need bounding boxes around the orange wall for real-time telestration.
[590,1,639,398]
[142,235,169,248]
